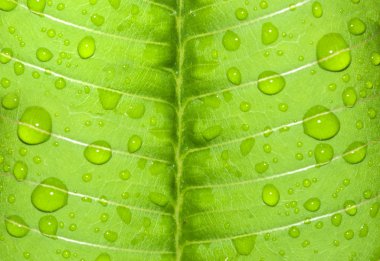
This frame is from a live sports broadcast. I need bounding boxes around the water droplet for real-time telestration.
[235,7,248,21]
[257,71,285,95]
[312,1,323,18]
[55,78,66,90]
[288,226,300,238]
[240,101,251,112]
[316,33,351,72]
[344,200,357,216]
[108,0,120,9]
[104,230,118,242]
[38,215,58,238]
[98,89,121,110]
[91,13,105,26]
[227,67,241,85]
[359,224,368,237]
[0,0,17,11]
[330,213,343,228]
[149,192,169,207]
[2,92,19,110]
[119,170,130,180]
[255,161,269,174]
[116,206,132,224]
[84,140,112,165]
[368,108,377,119]
[344,229,354,240]
[262,184,280,207]
[222,30,240,51]
[77,36,96,59]
[343,141,367,164]
[303,105,340,140]
[369,202,379,218]
[348,18,366,35]
[5,215,29,238]
[232,235,257,256]
[342,87,357,107]
[303,197,321,212]
[14,62,25,75]
[240,138,255,156]
[96,253,111,261]
[31,177,68,212]
[128,135,142,153]
[314,143,334,165]
[0,48,13,63]
[27,0,46,13]
[261,22,279,45]
[202,125,222,141]
[36,47,53,62]
[126,103,145,119]
[18,106,52,145]
[371,52,380,66]
[13,161,28,181]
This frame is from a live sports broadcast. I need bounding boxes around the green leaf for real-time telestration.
[0,0,379,260]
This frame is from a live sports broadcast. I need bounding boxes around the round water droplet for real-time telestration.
[27,0,46,13]
[5,215,29,238]
[344,229,354,240]
[128,135,142,153]
[77,36,96,59]
[257,71,285,95]
[116,206,132,224]
[262,184,280,207]
[255,161,269,174]
[348,18,366,35]
[303,105,340,140]
[314,143,334,165]
[303,197,321,212]
[0,48,13,64]
[261,22,279,45]
[104,230,118,242]
[126,103,145,119]
[288,226,300,238]
[13,161,28,181]
[331,213,342,226]
[18,106,52,145]
[232,235,257,256]
[96,253,111,261]
[371,52,380,66]
[222,30,240,51]
[344,200,357,216]
[342,87,357,107]
[14,62,25,75]
[316,33,351,72]
[235,7,248,21]
[91,13,105,26]
[98,90,121,110]
[2,92,19,110]
[312,1,323,18]
[343,141,367,164]
[31,177,68,212]
[36,47,53,62]
[84,140,112,165]
[119,170,131,180]
[55,78,66,89]
[227,67,241,85]
[0,0,18,11]
[38,215,58,238]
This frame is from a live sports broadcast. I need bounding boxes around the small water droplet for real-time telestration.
[27,0,46,13]
[227,67,241,85]
[149,192,169,207]
[0,0,18,11]
[331,213,342,226]
[348,18,366,35]
[262,184,280,207]
[312,1,323,18]
[104,230,118,242]
[344,200,357,216]
[2,92,19,110]
[342,87,357,107]
[240,138,255,156]
[288,226,300,238]
[235,7,248,21]
[91,13,105,26]
[13,161,28,181]
[128,135,142,153]
[232,235,257,256]
[202,125,222,141]
[36,47,53,62]
[126,103,145,119]
[95,253,111,261]
[116,206,132,224]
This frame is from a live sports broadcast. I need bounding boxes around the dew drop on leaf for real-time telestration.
[369,202,379,218]
[316,33,351,72]
[116,206,132,224]
[331,213,342,226]
[104,230,118,242]
[202,125,222,141]
[98,89,121,110]
[288,226,300,238]
[342,87,357,107]
[257,71,285,95]
[108,0,120,9]
[27,0,46,13]
[344,200,357,216]
[261,22,279,45]
[17,106,52,145]
[314,143,334,165]
[96,253,111,261]
[262,184,280,207]
[31,177,68,212]
[149,192,169,207]
[347,18,366,35]
[36,47,53,62]
[5,215,29,238]
[126,103,145,119]
[222,30,240,51]
[303,105,340,140]
[240,138,255,156]
[226,67,241,85]
[312,1,323,18]
[119,169,131,180]
[303,197,321,212]
[84,140,112,165]
[128,135,142,153]
[343,141,367,164]
[77,36,96,59]
[91,13,105,26]
[359,224,369,237]
[12,161,28,181]
[38,215,58,238]
[371,52,380,65]
[235,7,248,21]
[0,0,17,11]
[13,62,25,75]
[255,161,269,174]
[344,229,354,240]
[2,92,19,110]
[232,235,257,256]
[0,47,13,63]
[55,78,66,90]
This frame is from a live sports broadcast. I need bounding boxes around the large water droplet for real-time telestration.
[0,0,18,11]
[36,47,53,62]
[288,226,300,238]
[0,47,12,63]
[5,215,29,238]
[344,200,357,216]
[342,87,357,107]
[303,197,321,212]
[232,235,257,256]
[128,135,142,153]
[222,30,240,51]
[303,105,340,140]
[312,1,323,18]
[27,0,46,13]
[343,141,367,164]
[18,106,52,145]
[227,67,241,85]
[257,71,285,95]
[77,36,96,59]
[2,92,19,110]
[316,33,351,72]
[38,215,58,238]
[314,143,334,165]
[348,18,366,35]
[262,184,280,207]
[98,90,121,110]
[261,22,279,45]
[31,177,68,212]
[84,140,112,165]
[126,103,145,119]
[108,0,120,9]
